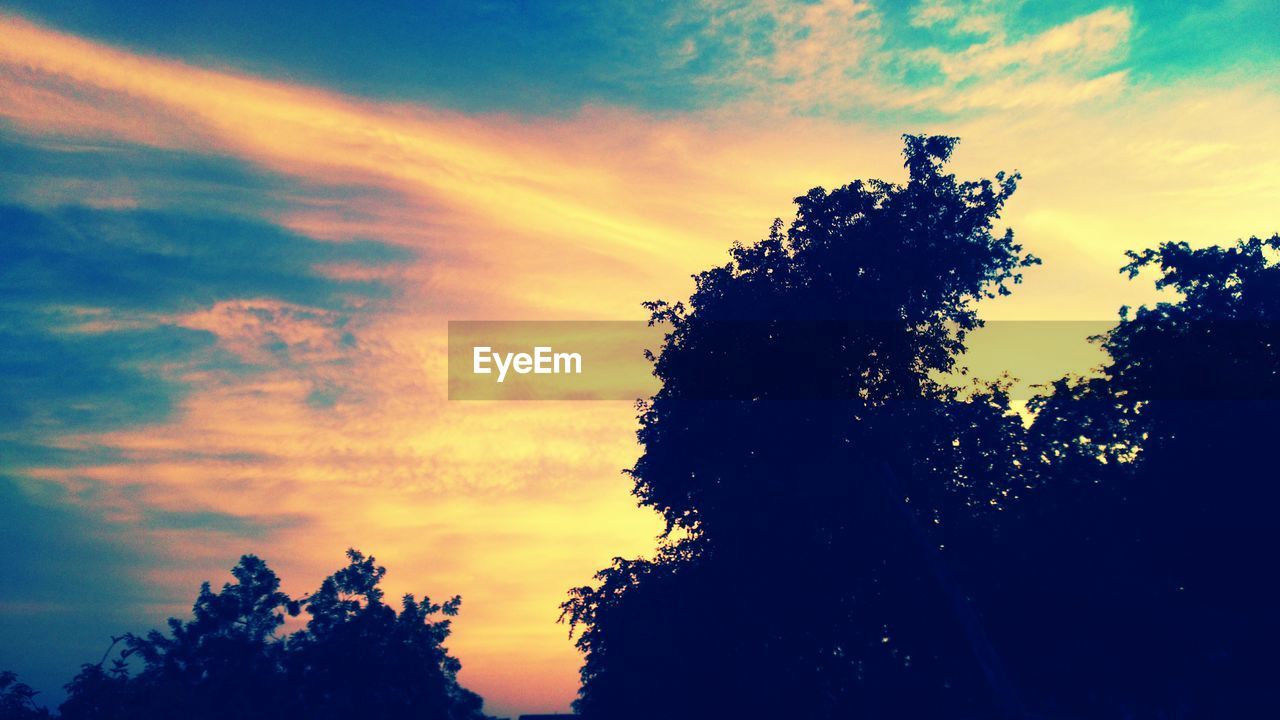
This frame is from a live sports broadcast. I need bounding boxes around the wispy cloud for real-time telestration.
[906,5,1132,111]
[679,0,1132,112]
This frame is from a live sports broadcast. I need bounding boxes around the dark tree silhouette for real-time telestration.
[285,550,486,720]
[53,550,490,720]
[974,234,1280,717]
[563,135,1039,719]
[564,133,1279,718]
[1,671,52,719]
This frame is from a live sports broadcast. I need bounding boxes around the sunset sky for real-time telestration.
[1,1,1277,716]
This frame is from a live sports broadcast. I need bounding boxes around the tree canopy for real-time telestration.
[564,134,1040,719]
[47,550,490,720]
[1,671,51,719]
[564,135,1280,718]
[987,233,1280,716]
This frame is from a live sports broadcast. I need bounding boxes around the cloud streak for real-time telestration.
[678,0,1134,113]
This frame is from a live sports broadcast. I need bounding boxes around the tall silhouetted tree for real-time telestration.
[56,550,490,720]
[564,135,1039,719]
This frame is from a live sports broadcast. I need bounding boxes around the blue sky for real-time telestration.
[3,1,1275,114]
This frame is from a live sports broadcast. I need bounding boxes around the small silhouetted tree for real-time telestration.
[285,550,486,720]
[564,135,1039,719]
[1,671,52,719]
[56,555,291,720]
[57,550,490,720]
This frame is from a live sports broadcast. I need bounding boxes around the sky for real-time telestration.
[0,1,1277,716]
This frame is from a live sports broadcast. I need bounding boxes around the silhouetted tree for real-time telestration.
[1,671,51,719]
[564,135,1039,719]
[974,234,1280,717]
[285,550,486,720]
[56,550,490,720]
[565,130,1280,718]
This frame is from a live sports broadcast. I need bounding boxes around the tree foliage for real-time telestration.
[51,550,489,720]
[986,233,1280,716]
[564,135,1040,719]
[1,671,52,719]
[564,134,1280,718]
